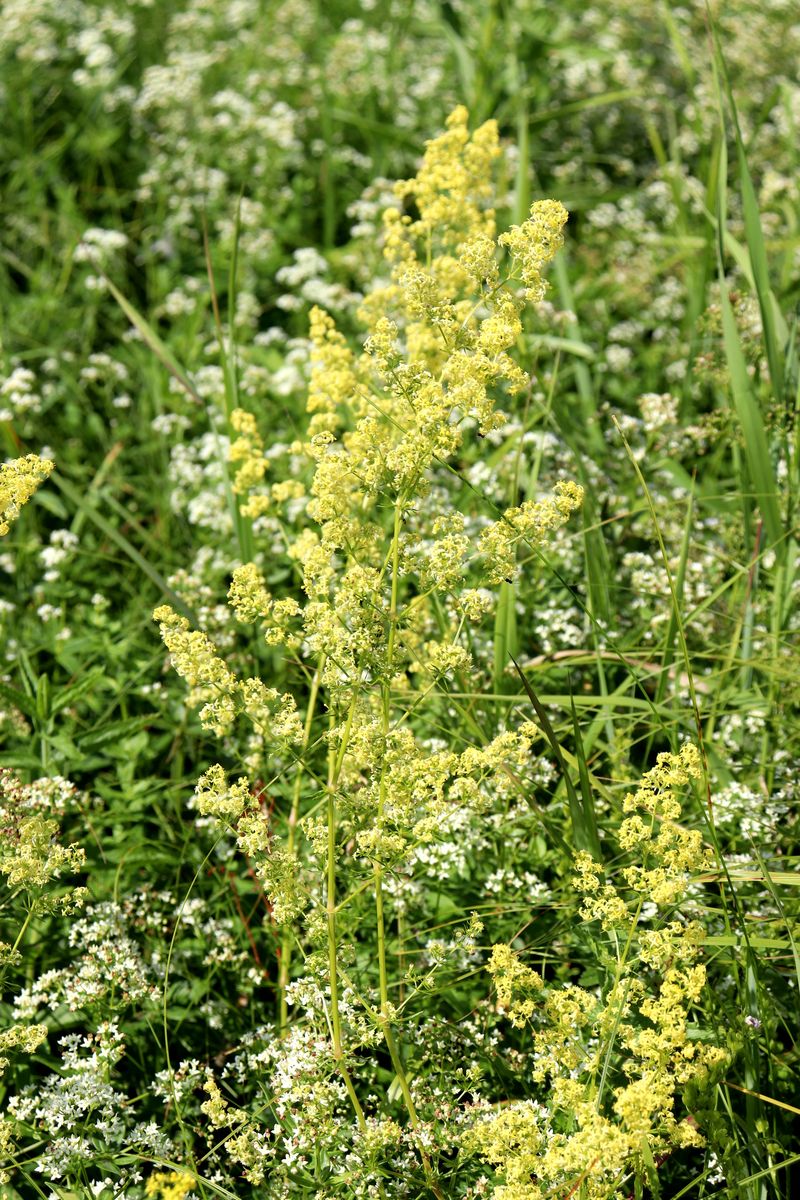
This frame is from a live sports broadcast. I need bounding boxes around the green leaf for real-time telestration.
[35,673,50,722]
[718,284,783,549]
[50,472,196,621]
[493,581,518,691]
[570,694,601,858]
[639,1134,662,1199]
[77,716,153,749]
[52,667,107,715]
[0,753,43,771]
[715,38,786,400]
[102,274,203,406]
[0,681,36,720]
[511,657,599,856]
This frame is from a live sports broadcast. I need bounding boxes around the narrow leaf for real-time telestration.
[493,581,518,691]
[718,285,783,548]
[511,657,598,855]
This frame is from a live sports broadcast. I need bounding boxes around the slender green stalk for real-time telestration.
[374,499,404,1013]
[279,659,323,1033]
[324,694,366,1132]
[381,1018,444,1199]
[326,786,343,1060]
[594,894,644,1111]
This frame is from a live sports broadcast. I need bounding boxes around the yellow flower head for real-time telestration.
[145,1170,195,1200]
[0,454,54,536]
[499,199,569,303]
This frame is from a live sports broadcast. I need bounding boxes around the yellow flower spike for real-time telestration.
[229,407,270,514]
[153,607,236,693]
[0,454,54,536]
[0,1023,48,1075]
[0,815,85,891]
[388,105,500,251]
[199,1076,269,1184]
[478,479,585,585]
[476,746,726,1196]
[307,305,359,428]
[487,944,543,1027]
[145,1171,196,1200]
[228,562,273,623]
[193,764,251,822]
[499,199,569,303]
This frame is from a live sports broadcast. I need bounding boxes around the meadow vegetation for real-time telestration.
[0,2,798,1197]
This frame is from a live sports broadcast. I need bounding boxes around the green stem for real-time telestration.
[325,693,366,1132]
[594,893,644,1111]
[326,787,343,1059]
[382,1016,443,1199]
[0,904,34,998]
[337,956,444,1199]
[368,497,445,1194]
[11,905,34,957]
[279,659,323,1034]
[375,499,404,1012]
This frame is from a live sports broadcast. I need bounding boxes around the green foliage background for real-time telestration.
[0,1,798,1197]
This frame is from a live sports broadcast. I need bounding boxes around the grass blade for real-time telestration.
[713,31,787,400]
[511,656,600,856]
[569,693,601,858]
[51,472,196,621]
[493,580,518,693]
[718,284,783,550]
[102,273,203,406]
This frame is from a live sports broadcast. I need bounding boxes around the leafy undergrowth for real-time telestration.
[0,4,798,1198]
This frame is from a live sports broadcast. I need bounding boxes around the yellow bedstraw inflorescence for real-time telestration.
[229,408,271,518]
[469,745,727,1200]
[0,770,87,909]
[145,1170,196,1200]
[0,454,54,536]
[154,106,590,1190]
[161,103,583,717]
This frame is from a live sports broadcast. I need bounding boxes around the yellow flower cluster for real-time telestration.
[0,1119,16,1185]
[0,814,85,894]
[479,479,585,584]
[499,199,569,303]
[0,1023,48,1075]
[384,104,500,257]
[465,1103,546,1200]
[227,561,272,621]
[487,944,542,1027]
[307,306,357,437]
[229,407,270,518]
[194,765,304,924]
[419,514,470,591]
[145,1171,196,1200]
[194,764,252,821]
[157,109,579,735]
[253,110,581,717]
[201,1075,242,1129]
[338,720,543,864]
[228,563,301,645]
[623,741,703,820]
[0,772,88,923]
[297,105,579,597]
[0,453,54,536]
[358,1116,403,1158]
[153,605,303,740]
[423,639,471,679]
[472,746,726,1199]
[154,113,585,1106]
[153,604,238,733]
[575,742,712,924]
[201,1075,268,1185]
